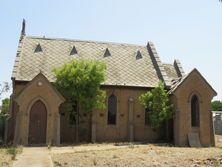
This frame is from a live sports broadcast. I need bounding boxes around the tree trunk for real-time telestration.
[75,101,79,143]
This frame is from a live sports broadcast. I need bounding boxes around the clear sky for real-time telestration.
[0,0,222,101]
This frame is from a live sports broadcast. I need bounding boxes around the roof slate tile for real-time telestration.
[12,36,183,88]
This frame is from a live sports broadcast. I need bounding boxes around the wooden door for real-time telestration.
[28,100,47,145]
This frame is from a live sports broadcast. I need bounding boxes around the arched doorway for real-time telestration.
[28,100,47,145]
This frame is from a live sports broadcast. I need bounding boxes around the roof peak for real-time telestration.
[19,19,26,42]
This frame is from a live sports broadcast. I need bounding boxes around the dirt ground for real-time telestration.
[52,135,222,167]
[0,148,13,167]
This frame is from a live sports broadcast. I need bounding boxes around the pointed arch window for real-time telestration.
[191,95,200,127]
[108,94,117,125]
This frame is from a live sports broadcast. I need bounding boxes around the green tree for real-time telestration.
[1,98,10,115]
[54,60,106,142]
[139,82,173,129]
[0,98,10,141]
[212,100,222,111]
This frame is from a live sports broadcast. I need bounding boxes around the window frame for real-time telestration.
[191,95,200,127]
[107,94,117,125]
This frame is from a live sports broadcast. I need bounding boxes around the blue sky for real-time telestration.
[0,0,222,101]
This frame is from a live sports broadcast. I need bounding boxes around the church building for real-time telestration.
[6,20,216,146]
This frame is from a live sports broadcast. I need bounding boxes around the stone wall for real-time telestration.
[9,74,64,145]
[58,86,160,143]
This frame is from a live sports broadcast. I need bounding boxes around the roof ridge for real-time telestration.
[26,35,147,48]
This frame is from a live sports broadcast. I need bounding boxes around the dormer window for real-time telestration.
[70,46,78,55]
[104,48,111,57]
[136,50,142,60]
[34,44,42,53]
[34,43,43,53]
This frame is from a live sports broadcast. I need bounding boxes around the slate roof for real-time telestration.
[168,68,217,95]
[12,35,184,88]
[163,63,179,81]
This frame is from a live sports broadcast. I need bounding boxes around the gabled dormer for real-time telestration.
[70,46,78,55]
[103,48,111,57]
[136,50,142,60]
[34,43,43,53]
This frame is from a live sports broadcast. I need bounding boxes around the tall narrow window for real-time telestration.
[191,95,200,127]
[108,94,117,125]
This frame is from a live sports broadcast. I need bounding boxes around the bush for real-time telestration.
[139,82,173,129]
[6,146,22,160]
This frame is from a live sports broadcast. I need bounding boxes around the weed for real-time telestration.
[7,147,17,160]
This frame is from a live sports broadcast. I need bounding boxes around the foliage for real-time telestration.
[6,146,22,160]
[54,60,106,112]
[7,147,17,156]
[139,82,173,129]
[54,60,106,142]
[212,100,222,111]
[1,98,10,115]
[0,82,10,99]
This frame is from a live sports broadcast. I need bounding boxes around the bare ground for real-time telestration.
[52,136,222,167]
[0,148,13,167]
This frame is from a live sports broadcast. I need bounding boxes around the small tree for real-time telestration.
[139,82,173,129]
[0,98,10,141]
[54,60,106,142]
[212,100,222,111]
[1,98,10,115]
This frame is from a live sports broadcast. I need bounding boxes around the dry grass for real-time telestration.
[52,136,222,167]
[0,148,14,167]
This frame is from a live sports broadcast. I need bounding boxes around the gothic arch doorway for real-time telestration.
[28,100,47,145]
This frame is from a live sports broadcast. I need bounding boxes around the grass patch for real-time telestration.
[6,146,22,160]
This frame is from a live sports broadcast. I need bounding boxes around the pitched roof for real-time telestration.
[168,68,217,95]
[163,63,179,80]
[12,35,182,88]
[14,72,65,104]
